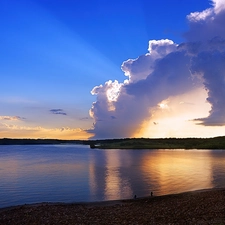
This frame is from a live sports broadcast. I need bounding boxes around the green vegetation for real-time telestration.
[1,136,225,149]
[90,136,225,149]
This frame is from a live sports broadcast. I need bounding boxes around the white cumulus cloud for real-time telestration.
[89,1,225,139]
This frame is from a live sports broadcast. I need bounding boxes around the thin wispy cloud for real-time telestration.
[0,116,25,121]
[0,123,91,140]
[50,109,67,116]
[79,117,89,120]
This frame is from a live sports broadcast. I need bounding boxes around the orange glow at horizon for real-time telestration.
[135,87,225,138]
[0,126,93,140]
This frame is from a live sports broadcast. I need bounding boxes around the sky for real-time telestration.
[1,0,225,140]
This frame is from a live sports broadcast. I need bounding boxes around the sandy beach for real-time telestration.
[0,188,225,224]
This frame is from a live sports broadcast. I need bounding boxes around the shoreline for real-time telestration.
[0,187,220,211]
[2,136,225,150]
[1,188,225,224]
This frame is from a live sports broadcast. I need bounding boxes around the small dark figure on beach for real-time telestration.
[151,192,153,197]
[134,195,137,199]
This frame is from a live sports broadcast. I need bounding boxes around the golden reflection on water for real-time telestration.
[141,150,213,195]
[89,150,133,201]
[105,151,122,199]
[89,149,216,200]
[2,146,225,208]
[104,150,132,200]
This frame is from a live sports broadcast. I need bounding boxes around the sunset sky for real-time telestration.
[1,0,225,140]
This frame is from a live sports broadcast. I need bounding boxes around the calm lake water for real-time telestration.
[0,145,225,208]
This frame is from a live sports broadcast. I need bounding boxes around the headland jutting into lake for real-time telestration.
[1,136,225,149]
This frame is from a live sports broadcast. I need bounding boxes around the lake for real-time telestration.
[0,145,225,208]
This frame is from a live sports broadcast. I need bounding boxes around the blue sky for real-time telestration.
[1,0,225,139]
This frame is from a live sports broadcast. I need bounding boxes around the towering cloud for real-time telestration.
[184,0,225,41]
[89,0,225,139]
[190,38,225,126]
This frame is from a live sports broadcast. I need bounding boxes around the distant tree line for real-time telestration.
[89,136,225,149]
[1,136,225,149]
[0,138,84,145]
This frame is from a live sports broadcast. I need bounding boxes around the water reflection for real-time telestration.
[89,150,133,201]
[89,149,216,200]
[1,146,225,208]
[209,150,225,188]
[141,150,213,196]
[0,145,91,207]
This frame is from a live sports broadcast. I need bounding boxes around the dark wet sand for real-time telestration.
[0,188,225,224]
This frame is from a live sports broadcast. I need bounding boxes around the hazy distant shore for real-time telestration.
[1,188,225,224]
